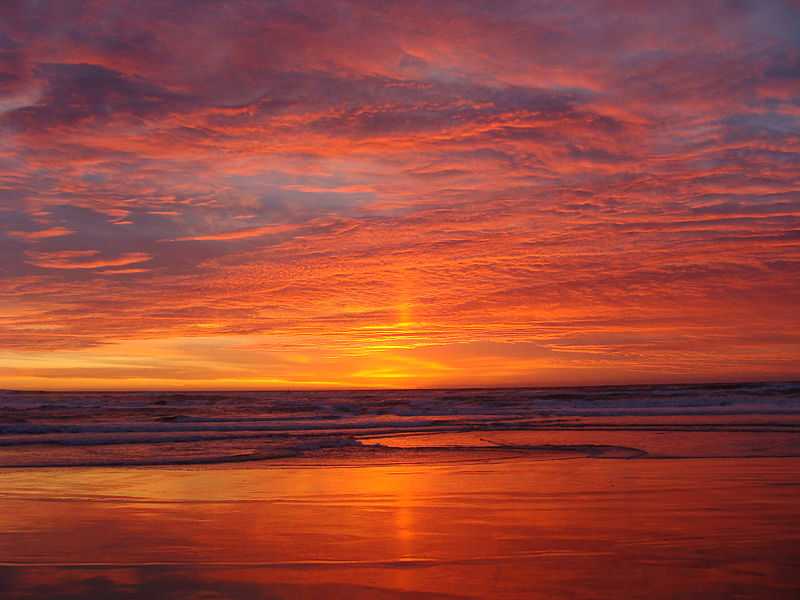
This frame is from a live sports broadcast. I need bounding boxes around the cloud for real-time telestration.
[169,222,300,242]
[0,0,798,386]
[25,249,153,270]
[6,226,73,240]
[3,62,194,132]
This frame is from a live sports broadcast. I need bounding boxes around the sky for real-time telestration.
[1,0,799,390]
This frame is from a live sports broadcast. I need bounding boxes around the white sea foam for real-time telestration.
[0,382,797,467]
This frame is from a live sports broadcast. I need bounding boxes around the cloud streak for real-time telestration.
[7,226,73,240]
[25,250,153,270]
[169,223,301,242]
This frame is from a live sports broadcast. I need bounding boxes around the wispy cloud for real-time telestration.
[7,226,74,240]
[25,250,153,270]
[168,223,300,242]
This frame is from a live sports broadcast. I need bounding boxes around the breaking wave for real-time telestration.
[0,381,798,467]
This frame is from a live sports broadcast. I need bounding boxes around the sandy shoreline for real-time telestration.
[1,455,799,599]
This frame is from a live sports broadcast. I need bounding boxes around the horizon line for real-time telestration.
[3,378,797,395]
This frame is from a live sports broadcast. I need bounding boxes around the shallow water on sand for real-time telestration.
[1,457,799,599]
[2,382,799,467]
[1,383,799,598]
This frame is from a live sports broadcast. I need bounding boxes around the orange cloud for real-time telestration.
[25,250,153,270]
[0,0,798,388]
[7,226,74,240]
[169,223,300,242]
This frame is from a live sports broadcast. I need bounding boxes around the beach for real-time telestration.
[4,0,798,403]
[2,458,800,599]
[1,383,799,598]
[4,1,800,596]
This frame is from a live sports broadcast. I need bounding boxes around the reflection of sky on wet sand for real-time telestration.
[1,458,799,599]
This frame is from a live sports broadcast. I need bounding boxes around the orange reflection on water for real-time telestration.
[1,457,799,599]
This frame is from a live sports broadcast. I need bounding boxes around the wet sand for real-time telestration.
[1,456,799,599]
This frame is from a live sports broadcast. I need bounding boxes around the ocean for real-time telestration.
[1,382,799,599]
[1,381,799,467]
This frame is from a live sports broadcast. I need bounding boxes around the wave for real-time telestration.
[0,381,798,468]
[0,440,645,468]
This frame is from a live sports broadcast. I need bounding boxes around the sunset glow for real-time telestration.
[1,1,799,389]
